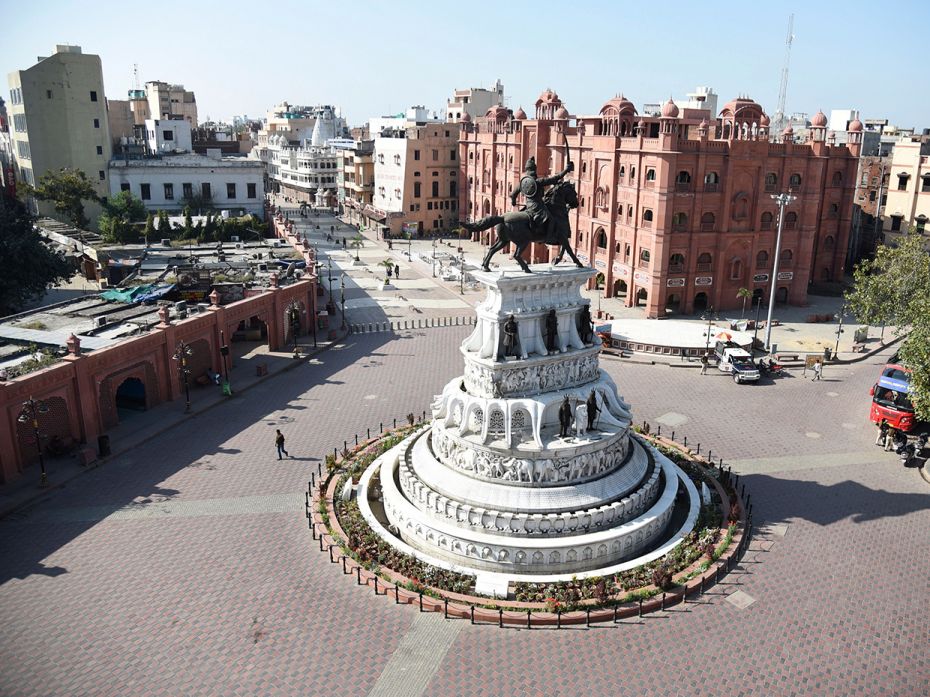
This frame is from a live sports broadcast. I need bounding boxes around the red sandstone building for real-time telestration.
[460,91,862,317]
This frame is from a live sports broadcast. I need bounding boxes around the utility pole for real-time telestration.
[764,192,797,351]
[773,14,795,134]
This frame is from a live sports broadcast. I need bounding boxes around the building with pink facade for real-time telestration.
[460,90,862,317]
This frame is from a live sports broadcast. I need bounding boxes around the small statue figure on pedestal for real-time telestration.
[558,395,573,438]
[501,314,520,359]
[578,305,594,344]
[586,388,601,431]
[545,309,559,353]
[575,402,588,438]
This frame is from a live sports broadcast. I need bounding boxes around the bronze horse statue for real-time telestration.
[462,180,586,273]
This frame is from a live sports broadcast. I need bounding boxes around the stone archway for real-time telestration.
[635,288,648,307]
[115,377,147,415]
[99,362,159,429]
[694,292,709,313]
[614,279,628,298]
[776,286,788,304]
[665,293,681,314]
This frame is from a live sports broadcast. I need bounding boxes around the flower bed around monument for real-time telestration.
[313,424,749,619]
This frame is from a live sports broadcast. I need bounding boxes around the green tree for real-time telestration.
[183,206,194,237]
[180,189,213,215]
[350,233,365,262]
[380,258,395,283]
[143,212,156,244]
[0,192,74,315]
[98,190,147,243]
[846,229,930,419]
[26,167,100,229]
[157,210,170,236]
[736,287,752,319]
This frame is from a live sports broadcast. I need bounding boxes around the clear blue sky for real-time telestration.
[2,0,927,129]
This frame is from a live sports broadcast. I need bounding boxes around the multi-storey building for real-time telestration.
[252,103,347,206]
[338,140,376,228]
[460,90,861,318]
[372,123,459,237]
[144,81,197,126]
[446,80,505,123]
[848,156,890,262]
[882,138,930,239]
[7,45,112,221]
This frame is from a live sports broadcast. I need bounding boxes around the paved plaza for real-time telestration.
[1,212,928,696]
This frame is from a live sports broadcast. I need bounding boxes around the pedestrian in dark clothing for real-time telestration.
[875,420,889,446]
[275,429,289,459]
[394,264,400,279]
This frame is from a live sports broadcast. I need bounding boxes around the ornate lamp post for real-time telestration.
[18,397,50,487]
[340,273,346,330]
[459,249,465,295]
[286,299,302,357]
[432,238,437,278]
[764,192,797,351]
[172,340,193,413]
[218,330,231,396]
[701,306,719,357]
[833,303,847,359]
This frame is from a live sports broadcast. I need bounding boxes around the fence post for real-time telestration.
[696,443,701,454]
[613,605,618,623]
[661,592,666,611]
[470,606,474,624]
[380,422,383,433]
[498,608,503,628]
[342,556,347,574]
[419,591,423,612]
[526,610,531,629]
[444,598,448,619]
[393,418,397,429]
[671,430,675,442]
[639,598,643,617]
[356,566,361,585]
[367,428,370,440]
[394,585,399,604]
[586,608,591,627]
[374,577,379,595]
[657,425,661,437]
[708,449,713,461]
[557,609,561,629]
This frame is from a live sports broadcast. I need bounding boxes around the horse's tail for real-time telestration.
[462,215,505,234]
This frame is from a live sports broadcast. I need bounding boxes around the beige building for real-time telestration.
[7,45,112,221]
[144,81,197,126]
[339,140,375,228]
[883,138,930,238]
[446,80,504,123]
[372,123,459,236]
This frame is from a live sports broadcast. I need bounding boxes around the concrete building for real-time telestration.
[369,106,442,138]
[339,140,375,228]
[144,118,194,154]
[7,45,112,220]
[460,91,861,318]
[882,138,930,239]
[145,81,197,127]
[252,103,348,206]
[680,86,718,116]
[446,79,505,123]
[372,123,459,236]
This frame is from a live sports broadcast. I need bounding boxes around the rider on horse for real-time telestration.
[511,157,575,244]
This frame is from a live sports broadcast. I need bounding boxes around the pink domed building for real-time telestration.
[460,91,860,317]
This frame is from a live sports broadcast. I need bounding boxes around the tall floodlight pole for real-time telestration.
[764,192,797,351]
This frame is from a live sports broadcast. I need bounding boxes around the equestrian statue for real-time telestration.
[462,155,586,273]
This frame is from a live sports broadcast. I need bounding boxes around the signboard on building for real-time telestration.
[403,222,418,235]
[612,263,630,278]
[753,273,769,283]
[577,254,589,263]
[666,278,686,287]
[695,276,713,286]
[633,271,651,284]
[594,260,606,269]
[777,271,794,281]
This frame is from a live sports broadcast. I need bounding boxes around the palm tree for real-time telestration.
[350,234,364,262]
[380,258,395,283]
[737,287,752,319]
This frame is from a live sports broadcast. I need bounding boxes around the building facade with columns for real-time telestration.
[459,90,861,317]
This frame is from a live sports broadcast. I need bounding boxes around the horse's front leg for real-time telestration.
[513,240,532,273]
[562,240,585,268]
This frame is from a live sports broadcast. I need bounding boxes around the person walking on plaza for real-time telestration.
[275,429,289,460]
[875,420,889,447]
[700,353,709,375]
[811,361,823,381]
[394,264,400,279]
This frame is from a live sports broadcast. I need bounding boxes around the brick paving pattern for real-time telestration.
[1,320,928,695]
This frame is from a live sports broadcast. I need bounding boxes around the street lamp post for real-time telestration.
[833,304,847,359]
[18,397,49,487]
[338,273,347,329]
[219,329,231,395]
[752,295,763,349]
[286,299,301,358]
[432,239,437,278]
[459,249,465,294]
[172,340,193,413]
[764,192,797,351]
[702,306,718,357]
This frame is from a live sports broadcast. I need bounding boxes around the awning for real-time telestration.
[134,284,176,303]
[99,284,154,303]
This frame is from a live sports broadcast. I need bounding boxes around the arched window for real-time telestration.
[761,211,774,230]
[630,166,636,180]
[824,235,835,249]
[704,171,719,192]
[672,212,688,229]
[697,252,713,271]
[582,161,588,175]
[730,258,743,280]
[645,168,656,182]
[829,202,840,217]
[677,171,692,183]
[785,211,798,229]
[669,253,685,272]
[594,187,608,209]
[780,249,793,266]
[639,249,651,266]
[756,250,769,269]
[789,173,802,188]
[468,152,474,160]
[642,209,654,225]
[618,165,625,178]
[596,228,607,248]
[832,171,843,186]
[700,212,715,230]
[765,172,778,192]
[627,205,634,219]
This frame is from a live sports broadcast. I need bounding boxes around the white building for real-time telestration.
[680,86,718,116]
[144,118,193,154]
[252,103,348,206]
[446,80,504,122]
[369,106,443,138]
[829,108,860,133]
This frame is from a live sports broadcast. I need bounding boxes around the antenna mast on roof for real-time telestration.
[132,63,140,90]
[773,14,794,134]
